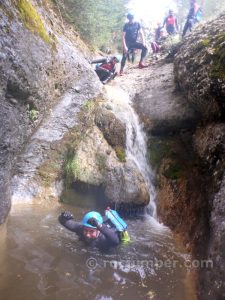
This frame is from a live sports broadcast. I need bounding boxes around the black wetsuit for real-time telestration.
[182,4,201,37]
[155,26,163,42]
[58,215,120,250]
[91,58,116,84]
[121,22,147,70]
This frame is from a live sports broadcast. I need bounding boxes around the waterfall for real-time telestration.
[125,107,157,218]
[105,86,157,218]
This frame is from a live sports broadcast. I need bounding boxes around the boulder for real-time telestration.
[70,126,149,206]
[133,63,198,135]
[95,106,126,149]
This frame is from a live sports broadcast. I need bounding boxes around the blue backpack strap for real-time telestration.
[105,208,127,232]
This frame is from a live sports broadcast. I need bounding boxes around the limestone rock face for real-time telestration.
[133,63,198,135]
[193,124,225,300]
[0,0,101,223]
[71,126,149,206]
[173,13,225,299]
[174,13,225,120]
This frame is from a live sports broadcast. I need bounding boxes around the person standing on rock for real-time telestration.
[182,0,202,38]
[119,13,148,75]
[163,9,179,35]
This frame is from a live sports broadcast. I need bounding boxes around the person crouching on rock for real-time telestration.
[58,211,121,250]
[91,56,120,84]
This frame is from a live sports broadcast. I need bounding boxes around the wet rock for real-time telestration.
[69,126,149,206]
[105,159,149,206]
[95,106,126,149]
[199,174,225,300]
[0,0,101,222]
[173,13,225,300]
[133,63,198,135]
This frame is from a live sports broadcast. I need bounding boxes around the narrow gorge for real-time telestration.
[0,0,225,299]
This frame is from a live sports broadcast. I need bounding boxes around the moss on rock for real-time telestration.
[148,137,176,170]
[211,41,225,79]
[16,0,51,43]
[163,162,183,180]
[115,146,126,162]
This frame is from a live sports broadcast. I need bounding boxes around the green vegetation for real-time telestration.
[16,0,51,43]
[148,136,200,182]
[51,0,128,49]
[201,39,210,47]
[148,138,176,170]
[64,153,81,186]
[211,34,225,79]
[84,100,95,111]
[163,163,183,180]
[192,38,211,54]
[27,105,39,122]
[115,146,126,162]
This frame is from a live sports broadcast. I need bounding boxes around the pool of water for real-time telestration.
[0,193,196,300]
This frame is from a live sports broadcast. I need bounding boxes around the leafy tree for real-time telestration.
[52,0,129,50]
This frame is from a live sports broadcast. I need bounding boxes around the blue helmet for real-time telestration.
[82,211,103,228]
[127,13,134,20]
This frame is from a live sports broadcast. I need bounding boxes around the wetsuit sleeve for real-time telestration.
[58,215,83,236]
[98,224,120,246]
[91,58,107,64]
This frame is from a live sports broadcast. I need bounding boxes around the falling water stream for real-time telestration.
[0,86,196,300]
[105,86,157,217]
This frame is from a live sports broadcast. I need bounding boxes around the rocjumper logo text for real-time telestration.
[86,257,213,271]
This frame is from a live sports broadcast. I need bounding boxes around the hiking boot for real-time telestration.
[138,62,148,69]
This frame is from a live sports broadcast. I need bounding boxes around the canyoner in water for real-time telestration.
[58,208,130,250]
[91,56,120,85]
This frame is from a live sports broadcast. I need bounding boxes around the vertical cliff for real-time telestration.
[0,0,101,223]
[174,12,225,299]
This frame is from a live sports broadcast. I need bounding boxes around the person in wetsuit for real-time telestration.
[58,211,120,250]
[91,56,120,84]
[120,13,148,75]
[163,9,179,35]
[182,0,202,38]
